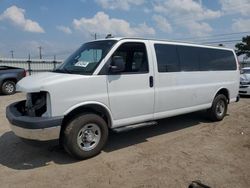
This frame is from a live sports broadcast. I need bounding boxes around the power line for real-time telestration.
[176,31,250,41]
[202,39,241,45]
[44,49,75,57]
[190,36,243,44]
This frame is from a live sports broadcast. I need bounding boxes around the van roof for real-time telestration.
[92,37,234,51]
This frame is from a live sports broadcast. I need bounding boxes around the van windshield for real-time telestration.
[54,40,117,75]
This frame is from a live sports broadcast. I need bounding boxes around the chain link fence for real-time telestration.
[0,58,63,75]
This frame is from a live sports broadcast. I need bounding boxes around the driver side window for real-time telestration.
[112,42,149,74]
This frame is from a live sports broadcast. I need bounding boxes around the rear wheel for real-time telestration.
[1,80,16,95]
[208,94,228,121]
[63,113,108,159]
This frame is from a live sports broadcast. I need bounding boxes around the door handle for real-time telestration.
[149,76,154,88]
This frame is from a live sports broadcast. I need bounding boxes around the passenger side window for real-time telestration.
[199,48,236,71]
[154,44,180,72]
[154,43,236,73]
[111,42,149,73]
[177,46,199,71]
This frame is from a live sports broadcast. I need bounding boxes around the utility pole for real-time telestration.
[53,55,57,69]
[90,33,97,40]
[38,46,42,59]
[10,50,14,58]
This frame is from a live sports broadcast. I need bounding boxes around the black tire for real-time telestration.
[1,80,16,95]
[208,94,228,121]
[63,113,108,159]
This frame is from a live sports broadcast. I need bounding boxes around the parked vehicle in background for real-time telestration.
[6,38,240,159]
[0,66,26,95]
[239,67,250,95]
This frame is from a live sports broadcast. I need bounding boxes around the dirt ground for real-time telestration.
[0,93,249,188]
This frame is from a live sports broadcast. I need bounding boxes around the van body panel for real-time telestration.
[149,40,239,119]
[49,75,109,117]
[18,73,109,117]
[104,40,155,127]
[153,71,238,114]
[7,38,240,141]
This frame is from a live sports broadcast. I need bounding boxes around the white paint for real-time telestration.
[16,38,240,129]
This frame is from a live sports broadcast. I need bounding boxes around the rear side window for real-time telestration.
[177,46,199,71]
[154,43,236,72]
[154,44,179,72]
[199,48,236,71]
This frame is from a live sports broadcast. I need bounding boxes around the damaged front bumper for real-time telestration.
[6,101,63,141]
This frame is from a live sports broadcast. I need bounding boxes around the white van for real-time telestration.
[6,38,240,159]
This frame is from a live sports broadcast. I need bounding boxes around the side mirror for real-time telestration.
[110,56,125,73]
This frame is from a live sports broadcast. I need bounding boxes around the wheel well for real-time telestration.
[2,78,17,84]
[216,88,229,103]
[61,104,112,138]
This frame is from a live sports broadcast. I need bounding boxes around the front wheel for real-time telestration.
[63,113,108,159]
[208,94,228,121]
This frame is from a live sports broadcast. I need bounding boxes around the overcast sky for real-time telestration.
[0,0,250,59]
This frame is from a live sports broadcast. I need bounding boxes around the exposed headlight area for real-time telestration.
[6,91,62,141]
[25,92,47,117]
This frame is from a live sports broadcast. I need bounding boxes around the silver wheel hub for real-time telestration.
[5,83,14,93]
[77,123,101,151]
[216,100,225,117]
[84,130,95,142]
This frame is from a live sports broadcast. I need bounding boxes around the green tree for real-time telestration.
[235,35,250,59]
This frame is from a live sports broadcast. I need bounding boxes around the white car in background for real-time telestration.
[240,67,250,95]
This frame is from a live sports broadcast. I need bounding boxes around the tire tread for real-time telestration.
[62,113,108,159]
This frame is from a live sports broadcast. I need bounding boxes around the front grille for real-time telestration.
[240,82,250,85]
[240,85,249,88]
[239,91,247,94]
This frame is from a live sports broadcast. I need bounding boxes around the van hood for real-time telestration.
[17,72,87,92]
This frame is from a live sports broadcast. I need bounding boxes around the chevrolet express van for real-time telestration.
[6,38,240,159]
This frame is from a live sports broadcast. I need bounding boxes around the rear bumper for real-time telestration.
[6,101,63,141]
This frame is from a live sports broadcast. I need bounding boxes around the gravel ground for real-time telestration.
[0,93,249,188]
